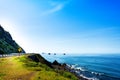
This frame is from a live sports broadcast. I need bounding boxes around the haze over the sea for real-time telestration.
[0,0,120,54]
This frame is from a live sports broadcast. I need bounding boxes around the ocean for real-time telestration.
[41,53,120,80]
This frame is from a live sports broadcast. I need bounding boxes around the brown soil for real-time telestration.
[7,72,36,80]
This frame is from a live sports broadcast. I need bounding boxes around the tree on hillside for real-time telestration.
[18,47,22,56]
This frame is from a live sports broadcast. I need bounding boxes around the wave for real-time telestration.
[41,53,120,80]
[67,64,120,80]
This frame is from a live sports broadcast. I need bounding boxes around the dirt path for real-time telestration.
[9,72,36,80]
[0,57,36,80]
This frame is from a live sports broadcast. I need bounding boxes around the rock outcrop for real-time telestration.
[28,53,52,68]
[0,25,25,54]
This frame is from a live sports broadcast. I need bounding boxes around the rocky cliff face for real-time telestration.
[0,25,25,54]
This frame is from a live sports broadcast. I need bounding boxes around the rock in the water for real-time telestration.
[0,25,25,54]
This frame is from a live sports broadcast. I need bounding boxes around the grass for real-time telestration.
[0,56,32,80]
[0,54,78,80]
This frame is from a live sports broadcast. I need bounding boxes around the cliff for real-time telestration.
[0,25,25,54]
[0,54,78,80]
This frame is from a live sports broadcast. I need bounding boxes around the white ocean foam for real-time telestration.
[67,64,86,71]
[76,67,86,71]
[67,64,100,80]
[91,71,104,76]
[79,74,99,80]
[71,64,78,68]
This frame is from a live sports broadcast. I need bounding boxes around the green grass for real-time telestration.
[0,54,78,80]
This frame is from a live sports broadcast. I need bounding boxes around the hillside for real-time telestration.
[0,25,25,55]
[0,54,78,80]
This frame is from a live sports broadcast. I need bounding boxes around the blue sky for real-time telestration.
[0,0,120,53]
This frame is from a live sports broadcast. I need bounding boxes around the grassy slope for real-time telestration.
[0,39,17,54]
[0,54,78,80]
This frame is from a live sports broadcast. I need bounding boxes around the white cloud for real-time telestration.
[41,4,64,16]
[41,1,70,16]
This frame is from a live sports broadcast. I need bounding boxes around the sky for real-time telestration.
[0,0,120,54]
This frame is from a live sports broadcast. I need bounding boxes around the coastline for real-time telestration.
[48,54,120,80]
[54,63,119,80]
[52,60,90,80]
[0,54,79,80]
[1,53,120,80]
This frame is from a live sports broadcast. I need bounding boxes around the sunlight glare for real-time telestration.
[0,19,15,32]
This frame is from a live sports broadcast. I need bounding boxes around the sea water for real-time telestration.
[41,53,120,80]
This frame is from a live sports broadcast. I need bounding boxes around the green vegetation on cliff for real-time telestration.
[0,25,25,55]
[0,54,78,80]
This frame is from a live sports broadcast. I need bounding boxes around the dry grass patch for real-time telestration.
[0,56,35,80]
